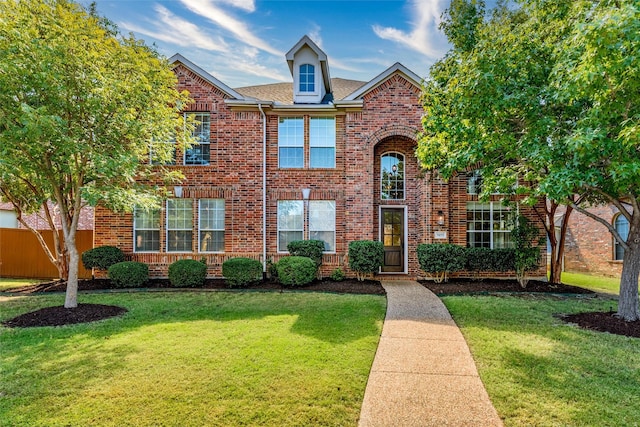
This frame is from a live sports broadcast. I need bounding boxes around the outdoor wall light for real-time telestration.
[437,210,445,226]
[302,188,311,200]
[174,186,183,198]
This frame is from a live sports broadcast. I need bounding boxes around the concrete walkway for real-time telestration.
[358,281,503,427]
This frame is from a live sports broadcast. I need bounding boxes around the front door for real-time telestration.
[381,208,404,272]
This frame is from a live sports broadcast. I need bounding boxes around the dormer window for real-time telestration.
[299,64,315,92]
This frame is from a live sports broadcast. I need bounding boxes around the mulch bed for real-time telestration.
[4,277,639,338]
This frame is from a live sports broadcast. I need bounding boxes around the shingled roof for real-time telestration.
[235,78,367,104]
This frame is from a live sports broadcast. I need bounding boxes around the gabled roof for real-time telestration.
[169,53,244,100]
[235,78,366,105]
[343,62,423,101]
[285,35,332,94]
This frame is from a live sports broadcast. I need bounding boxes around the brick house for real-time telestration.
[556,205,627,278]
[94,36,546,279]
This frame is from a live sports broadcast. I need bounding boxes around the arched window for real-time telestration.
[614,214,629,261]
[299,64,315,92]
[381,153,404,200]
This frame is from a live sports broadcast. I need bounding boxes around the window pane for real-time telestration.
[167,199,192,252]
[299,64,315,92]
[278,117,304,168]
[134,209,160,252]
[310,201,335,252]
[278,201,303,252]
[310,231,335,252]
[199,199,224,252]
[614,215,629,260]
[381,153,404,200]
[310,147,335,168]
[135,230,160,252]
[185,113,210,165]
[279,231,303,251]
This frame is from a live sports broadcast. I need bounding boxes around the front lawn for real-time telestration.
[444,295,640,426]
[0,291,386,427]
[0,278,42,292]
[560,271,632,295]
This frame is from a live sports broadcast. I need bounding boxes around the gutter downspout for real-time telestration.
[258,103,267,274]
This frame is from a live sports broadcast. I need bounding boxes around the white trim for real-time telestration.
[378,205,408,274]
[198,199,225,254]
[166,199,193,253]
[169,53,244,100]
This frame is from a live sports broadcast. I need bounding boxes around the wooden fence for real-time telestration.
[0,228,93,279]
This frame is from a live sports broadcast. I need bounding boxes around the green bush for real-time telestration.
[348,240,384,281]
[491,248,516,272]
[168,259,207,288]
[330,267,345,282]
[417,243,466,283]
[222,257,263,288]
[82,246,125,271]
[107,261,148,288]
[465,247,515,278]
[276,256,317,287]
[287,240,325,267]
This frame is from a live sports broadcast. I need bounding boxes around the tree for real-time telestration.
[0,0,192,308]
[418,0,640,320]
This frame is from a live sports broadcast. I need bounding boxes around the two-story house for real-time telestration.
[94,36,546,279]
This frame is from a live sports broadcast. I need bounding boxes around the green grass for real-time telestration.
[0,291,386,427]
[0,278,41,292]
[443,294,640,427]
[559,271,629,295]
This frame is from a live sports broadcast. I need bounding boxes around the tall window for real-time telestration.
[199,199,224,252]
[167,199,193,252]
[310,117,335,168]
[467,202,515,248]
[134,208,160,252]
[309,201,336,252]
[184,112,210,165]
[467,170,483,194]
[381,153,404,200]
[278,117,304,168]
[299,64,315,92]
[614,214,629,261]
[277,201,303,252]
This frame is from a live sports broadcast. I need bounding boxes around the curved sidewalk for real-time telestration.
[358,280,503,427]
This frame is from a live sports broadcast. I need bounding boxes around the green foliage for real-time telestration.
[81,246,125,271]
[330,267,346,282]
[168,259,207,288]
[107,261,149,288]
[465,247,515,277]
[276,256,317,287]
[222,257,263,288]
[287,240,324,267]
[348,241,384,281]
[512,215,542,288]
[417,244,466,283]
[0,0,194,306]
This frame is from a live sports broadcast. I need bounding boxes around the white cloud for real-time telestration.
[372,0,449,58]
[179,0,283,57]
[120,5,228,52]
[219,0,255,13]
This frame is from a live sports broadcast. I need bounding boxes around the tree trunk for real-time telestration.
[64,230,79,309]
[618,221,640,322]
[550,206,571,284]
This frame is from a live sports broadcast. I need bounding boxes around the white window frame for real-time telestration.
[309,200,336,253]
[299,64,315,92]
[166,199,193,252]
[198,199,225,253]
[277,200,304,252]
[133,208,161,253]
[309,117,336,169]
[278,117,304,168]
[184,112,210,166]
[381,152,405,200]
[466,202,515,249]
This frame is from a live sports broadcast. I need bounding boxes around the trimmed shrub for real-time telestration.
[417,243,466,283]
[82,246,125,271]
[222,257,263,288]
[107,261,148,288]
[168,259,207,288]
[348,240,384,281]
[287,240,324,267]
[330,267,345,282]
[465,247,516,278]
[491,248,516,272]
[276,256,317,287]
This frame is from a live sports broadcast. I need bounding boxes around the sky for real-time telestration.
[86,0,457,88]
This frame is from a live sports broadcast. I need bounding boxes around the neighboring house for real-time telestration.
[0,202,94,231]
[558,205,628,278]
[94,36,546,279]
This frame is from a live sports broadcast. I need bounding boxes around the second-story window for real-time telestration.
[184,112,210,165]
[299,64,315,92]
[310,117,335,168]
[278,117,304,168]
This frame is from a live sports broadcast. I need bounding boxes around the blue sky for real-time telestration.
[87,0,457,88]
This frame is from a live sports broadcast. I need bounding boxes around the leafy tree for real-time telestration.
[0,0,192,308]
[419,0,640,320]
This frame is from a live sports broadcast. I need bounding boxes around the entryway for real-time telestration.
[381,207,405,273]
